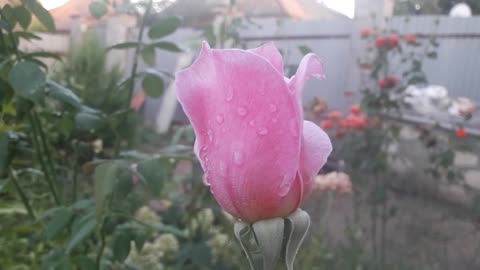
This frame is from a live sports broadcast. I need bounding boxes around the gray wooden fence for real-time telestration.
[131,16,480,129]
[238,16,480,109]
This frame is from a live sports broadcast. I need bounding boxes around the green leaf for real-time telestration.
[74,110,101,131]
[113,231,132,262]
[426,51,437,59]
[148,16,181,39]
[8,61,46,102]
[137,157,170,195]
[67,217,96,252]
[141,45,156,66]
[94,162,120,223]
[285,209,311,270]
[252,218,285,270]
[36,206,64,222]
[76,256,96,270]
[23,51,62,61]
[26,0,56,32]
[0,132,9,177]
[14,6,32,29]
[298,45,312,55]
[72,199,94,210]
[150,41,182,52]
[2,5,17,29]
[14,31,41,41]
[190,243,212,266]
[43,207,74,239]
[46,80,82,109]
[142,73,164,97]
[134,229,149,251]
[88,1,108,19]
[107,41,143,50]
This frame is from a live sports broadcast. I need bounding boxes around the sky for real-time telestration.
[39,0,69,10]
[319,0,355,18]
[40,0,357,18]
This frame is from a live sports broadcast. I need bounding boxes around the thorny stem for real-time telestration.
[9,168,36,220]
[28,111,60,205]
[380,184,387,269]
[72,141,79,202]
[33,112,59,193]
[113,0,153,157]
[96,221,106,270]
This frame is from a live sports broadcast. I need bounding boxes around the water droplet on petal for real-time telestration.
[200,146,208,158]
[278,175,292,196]
[249,120,256,127]
[225,87,233,102]
[207,129,214,142]
[216,114,224,124]
[257,127,268,136]
[233,151,244,165]
[237,107,247,117]
[219,161,227,176]
[269,104,278,113]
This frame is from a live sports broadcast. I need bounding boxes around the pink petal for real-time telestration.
[176,42,302,222]
[298,120,332,197]
[287,53,324,96]
[249,42,284,75]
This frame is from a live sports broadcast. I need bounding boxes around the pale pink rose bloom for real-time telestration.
[314,172,352,194]
[175,41,332,222]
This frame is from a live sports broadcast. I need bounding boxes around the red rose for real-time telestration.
[387,34,399,47]
[387,76,399,86]
[320,119,334,129]
[456,128,467,138]
[379,76,399,89]
[379,78,387,88]
[359,63,372,69]
[327,110,344,120]
[360,28,372,37]
[344,91,354,97]
[344,113,368,129]
[404,34,416,43]
[375,36,386,48]
[349,104,361,115]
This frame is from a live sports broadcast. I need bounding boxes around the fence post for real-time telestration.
[105,14,137,72]
[69,14,82,47]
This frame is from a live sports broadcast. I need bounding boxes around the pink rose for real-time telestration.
[175,42,332,222]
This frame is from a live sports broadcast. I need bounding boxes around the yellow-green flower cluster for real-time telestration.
[134,206,160,226]
[127,233,179,269]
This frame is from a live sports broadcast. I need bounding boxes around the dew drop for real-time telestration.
[200,146,208,158]
[237,107,248,117]
[233,151,244,165]
[225,87,233,102]
[219,161,227,176]
[269,104,278,113]
[216,114,224,124]
[249,120,256,127]
[257,127,268,136]
[207,129,214,142]
[278,175,292,196]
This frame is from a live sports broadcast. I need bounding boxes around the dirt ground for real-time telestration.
[304,176,480,270]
